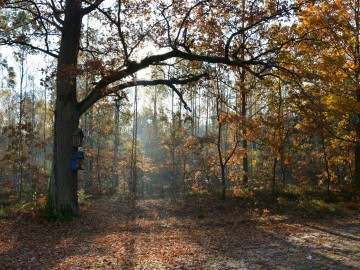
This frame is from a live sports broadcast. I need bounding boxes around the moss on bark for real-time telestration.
[43,196,79,221]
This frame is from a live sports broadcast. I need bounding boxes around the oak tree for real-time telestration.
[0,0,306,218]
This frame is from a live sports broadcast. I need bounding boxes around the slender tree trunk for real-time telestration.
[214,72,239,200]
[205,93,209,135]
[355,0,360,187]
[215,75,226,200]
[30,78,36,188]
[217,119,226,200]
[130,81,138,198]
[171,87,175,194]
[43,70,48,184]
[182,159,186,194]
[356,129,360,187]
[83,15,93,193]
[16,52,25,201]
[197,90,201,135]
[321,134,331,195]
[281,160,286,187]
[240,0,248,186]
[46,0,82,218]
[241,87,248,186]
[272,157,277,195]
[96,135,102,192]
[112,101,120,192]
[220,162,226,200]
[83,107,93,191]
[153,86,158,139]
[277,74,286,187]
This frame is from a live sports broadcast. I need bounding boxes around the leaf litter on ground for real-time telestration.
[0,196,359,269]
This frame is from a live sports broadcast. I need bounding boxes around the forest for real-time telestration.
[0,0,360,269]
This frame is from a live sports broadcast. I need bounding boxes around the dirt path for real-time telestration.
[0,197,359,269]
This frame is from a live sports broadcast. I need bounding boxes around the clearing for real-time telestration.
[0,196,359,269]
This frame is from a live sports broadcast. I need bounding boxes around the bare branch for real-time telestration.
[160,3,174,47]
[49,0,64,26]
[82,0,105,16]
[77,73,208,115]
[1,39,59,58]
[174,1,209,46]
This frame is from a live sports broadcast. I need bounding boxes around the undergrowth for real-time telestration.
[0,187,94,220]
[1,184,359,220]
[245,185,360,218]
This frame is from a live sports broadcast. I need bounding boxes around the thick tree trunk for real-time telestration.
[47,99,80,218]
[45,0,82,219]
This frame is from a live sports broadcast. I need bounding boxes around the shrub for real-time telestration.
[78,189,92,205]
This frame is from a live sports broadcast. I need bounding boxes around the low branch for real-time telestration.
[78,73,208,115]
[94,48,274,90]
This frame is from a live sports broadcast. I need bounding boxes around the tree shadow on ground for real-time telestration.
[305,223,360,241]
[172,197,360,269]
[0,198,136,269]
[0,196,359,269]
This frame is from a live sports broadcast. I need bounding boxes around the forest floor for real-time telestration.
[0,195,360,270]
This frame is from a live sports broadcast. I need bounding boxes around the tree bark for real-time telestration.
[321,134,331,194]
[355,138,360,187]
[240,0,248,186]
[45,0,82,219]
[241,88,248,186]
[130,81,138,198]
[37,0,297,218]
[215,76,227,200]
[272,157,277,195]
[217,118,226,200]
[355,0,360,187]
[16,51,25,201]
[112,101,120,192]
